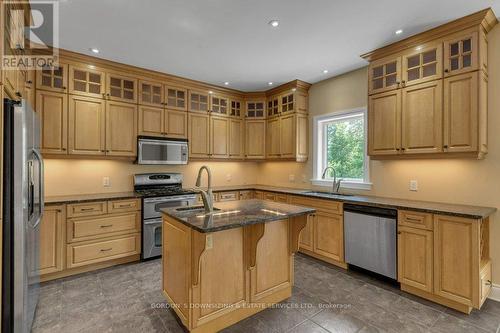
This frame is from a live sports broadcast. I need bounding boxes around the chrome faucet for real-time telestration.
[195,165,214,213]
[322,166,342,194]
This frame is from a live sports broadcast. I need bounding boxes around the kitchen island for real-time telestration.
[161,199,315,333]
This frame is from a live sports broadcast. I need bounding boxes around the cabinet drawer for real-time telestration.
[263,192,276,201]
[480,261,492,306]
[274,194,288,203]
[289,196,342,215]
[398,210,433,230]
[67,234,140,268]
[107,198,141,213]
[67,201,107,218]
[67,212,140,243]
[218,191,238,202]
[239,190,254,200]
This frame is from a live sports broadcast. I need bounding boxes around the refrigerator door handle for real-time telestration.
[33,148,44,217]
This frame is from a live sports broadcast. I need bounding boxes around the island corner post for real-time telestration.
[161,214,309,333]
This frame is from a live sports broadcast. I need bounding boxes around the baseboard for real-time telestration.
[489,284,500,302]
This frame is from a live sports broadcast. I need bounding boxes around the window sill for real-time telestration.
[310,179,372,191]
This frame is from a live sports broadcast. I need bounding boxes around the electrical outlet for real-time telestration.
[302,174,308,183]
[226,174,232,182]
[206,234,213,249]
[409,180,418,191]
[289,174,295,182]
[103,177,110,187]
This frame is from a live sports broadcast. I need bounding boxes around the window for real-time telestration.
[313,108,371,190]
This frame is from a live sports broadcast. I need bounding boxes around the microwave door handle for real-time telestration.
[33,148,44,218]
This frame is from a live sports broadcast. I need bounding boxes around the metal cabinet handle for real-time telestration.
[100,224,113,228]
[444,69,449,73]
[118,204,132,208]
[80,208,95,211]
[406,217,422,222]
[100,248,112,252]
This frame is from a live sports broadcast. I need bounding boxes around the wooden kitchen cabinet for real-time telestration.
[105,73,137,104]
[39,205,65,275]
[245,100,265,119]
[210,115,229,158]
[68,65,106,98]
[188,113,210,158]
[443,31,478,77]
[401,80,443,154]
[105,100,137,157]
[299,214,314,252]
[210,94,229,116]
[279,114,296,158]
[139,79,163,107]
[368,55,401,95]
[402,43,442,87]
[229,118,245,158]
[368,90,401,156]
[138,105,164,137]
[267,95,280,118]
[397,226,433,292]
[68,95,106,156]
[245,120,266,159]
[266,117,280,158]
[36,63,68,93]
[165,85,187,111]
[230,99,243,118]
[313,212,344,263]
[165,109,188,139]
[266,114,307,161]
[37,90,68,155]
[188,90,209,113]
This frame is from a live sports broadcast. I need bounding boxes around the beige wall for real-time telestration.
[259,24,500,284]
[44,160,259,196]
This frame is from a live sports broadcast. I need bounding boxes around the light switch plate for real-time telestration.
[103,177,110,187]
[226,174,232,182]
[409,180,418,191]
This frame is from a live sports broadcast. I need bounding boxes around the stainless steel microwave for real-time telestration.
[137,137,188,165]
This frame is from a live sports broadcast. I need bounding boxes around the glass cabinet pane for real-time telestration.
[423,64,436,77]
[372,66,383,78]
[422,50,436,64]
[450,43,459,56]
[462,39,471,53]
[385,62,397,74]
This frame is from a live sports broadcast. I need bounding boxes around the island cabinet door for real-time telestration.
[433,215,480,307]
[313,212,344,263]
[298,213,314,252]
[250,219,292,302]
[397,226,433,292]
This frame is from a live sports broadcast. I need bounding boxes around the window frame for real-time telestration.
[312,107,372,190]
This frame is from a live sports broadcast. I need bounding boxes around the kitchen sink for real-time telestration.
[175,206,221,212]
[301,191,354,197]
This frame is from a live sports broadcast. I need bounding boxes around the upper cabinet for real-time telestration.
[165,85,187,111]
[245,100,265,119]
[139,79,163,107]
[105,73,137,103]
[267,95,280,118]
[363,9,496,159]
[210,94,229,116]
[36,63,68,93]
[68,65,106,98]
[230,99,243,118]
[189,90,209,113]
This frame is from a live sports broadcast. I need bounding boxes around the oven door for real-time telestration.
[143,219,163,259]
[143,196,196,220]
[138,138,188,165]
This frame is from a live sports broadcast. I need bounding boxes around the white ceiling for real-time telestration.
[56,0,500,91]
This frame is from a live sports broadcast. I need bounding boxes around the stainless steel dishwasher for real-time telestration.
[344,204,397,279]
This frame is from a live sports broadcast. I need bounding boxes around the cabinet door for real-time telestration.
[69,65,106,98]
[444,31,478,77]
[106,73,137,103]
[267,96,280,118]
[229,118,244,158]
[398,227,433,292]
[188,90,209,113]
[165,86,187,111]
[188,113,210,158]
[37,91,68,154]
[280,114,296,158]
[443,72,478,153]
[299,214,314,252]
[39,205,65,275]
[313,212,343,262]
[401,80,443,154]
[369,55,401,94]
[280,93,295,115]
[36,63,68,93]
[245,101,265,119]
[165,109,188,139]
[368,90,401,155]
[138,105,164,137]
[230,99,243,118]
[245,120,266,159]
[210,115,229,158]
[105,101,137,157]
[402,43,442,86]
[210,95,229,116]
[434,215,480,307]
[266,117,281,158]
[139,80,163,107]
[68,95,106,155]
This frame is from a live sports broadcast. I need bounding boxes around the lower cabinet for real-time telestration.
[298,214,314,252]
[38,205,66,275]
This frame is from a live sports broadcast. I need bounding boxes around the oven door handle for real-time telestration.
[143,195,196,203]
[144,218,163,225]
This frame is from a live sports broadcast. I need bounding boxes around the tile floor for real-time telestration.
[32,254,500,333]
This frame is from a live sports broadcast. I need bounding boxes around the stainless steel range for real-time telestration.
[134,173,196,259]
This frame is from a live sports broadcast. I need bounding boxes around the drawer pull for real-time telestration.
[100,248,112,252]
[406,217,422,222]
[118,204,133,208]
[80,208,95,211]
[100,224,113,228]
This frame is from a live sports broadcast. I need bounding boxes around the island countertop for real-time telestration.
[161,199,316,233]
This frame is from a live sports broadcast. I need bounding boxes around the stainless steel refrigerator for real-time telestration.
[2,99,44,333]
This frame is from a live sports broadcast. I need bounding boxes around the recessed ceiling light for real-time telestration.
[416,46,423,51]
[292,88,297,92]
[268,82,273,86]
[208,90,214,94]
[90,48,99,54]
[395,29,403,35]
[224,82,229,86]
[323,69,329,74]
[268,20,279,28]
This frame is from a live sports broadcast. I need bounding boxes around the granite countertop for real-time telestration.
[161,199,316,233]
[45,192,140,205]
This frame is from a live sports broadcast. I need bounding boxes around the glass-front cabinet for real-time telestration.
[105,73,137,103]
[210,94,229,115]
[267,95,279,118]
[402,43,443,86]
[443,31,478,77]
[368,55,401,95]
[68,65,105,98]
[245,100,265,119]
[36,63,68,93]
[280,93,295,115]
[165,85,187,111]
[188,90,209,113]
[230,99,243,118]
[139,80,163,107]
